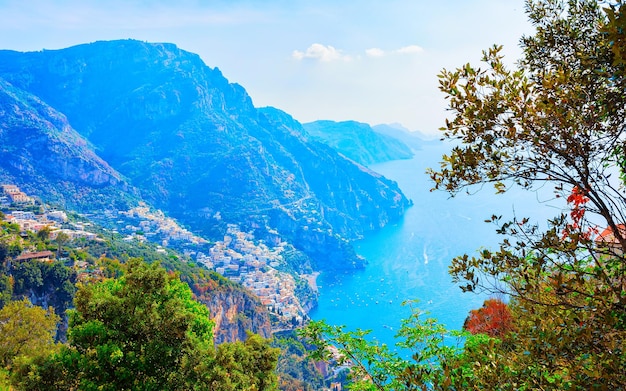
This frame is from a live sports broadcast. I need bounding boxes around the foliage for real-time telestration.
[76,233,236,293]
[272,331,325,391]
[53,231,69,257]
[0,217,75,316]
[36,226,50,242]
[426,0,626,388]
[302,299,623,390]
[431,0,626,305]
[96,256,126,279]
[492,291,626,389]
[199,332,280,391]
[0,241,13,308]
[0,368,11,391]
[0,299,59,369]
[302,1,626,389]
[12,259,279,391]
[301,303,478,391]
[604,1,626,69]
[0,275,12,309]
[11,260,76,319]
[0,206,277,388]
[15,258,215,390]
[463,298,514,338]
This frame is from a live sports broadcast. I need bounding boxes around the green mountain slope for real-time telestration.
[0,77,137,210]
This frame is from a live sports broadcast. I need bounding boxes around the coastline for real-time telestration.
[302,271,320,292]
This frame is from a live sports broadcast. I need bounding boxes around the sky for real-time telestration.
[0,0,531,136]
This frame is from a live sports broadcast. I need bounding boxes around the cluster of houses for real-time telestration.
[1,185,102,265]
[112,204,311,327]
[2,207,99,243]
[0,184,34,207]
[199,224,307,326]
[117,203,208,246]
[8,209,100,241]
[1,184,311,327]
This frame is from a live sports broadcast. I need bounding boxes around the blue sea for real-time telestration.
[309,141,558,350]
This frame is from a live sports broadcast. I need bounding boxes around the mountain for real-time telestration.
[0,78,138,210]
[372,123,438,151]
[302,120,414,166]
[0,40,410,271]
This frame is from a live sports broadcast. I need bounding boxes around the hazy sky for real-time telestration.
[0,1,531,136]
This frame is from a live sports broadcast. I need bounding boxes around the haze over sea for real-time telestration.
[310,140,558,349]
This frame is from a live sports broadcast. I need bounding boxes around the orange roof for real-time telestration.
[15,250,54,261]
[595,224,626,244]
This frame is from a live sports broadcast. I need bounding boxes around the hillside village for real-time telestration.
[2,185,98,237]
[0,184,313,328]
[202,225,312,326]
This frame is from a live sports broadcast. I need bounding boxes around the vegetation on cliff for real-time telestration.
[11,259,279,390]
[272,331,326,391]
[0,204,328,389]
[0,208,272,344]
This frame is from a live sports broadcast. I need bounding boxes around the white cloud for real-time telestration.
[293,43,423,63]
[365,47,385,57]
[292,43,350,62]
[365,45,424,58]
[395,45,424,54]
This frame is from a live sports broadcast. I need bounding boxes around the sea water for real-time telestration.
[309,141,558,351]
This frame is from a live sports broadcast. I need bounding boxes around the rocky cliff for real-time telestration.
[199,286,272,344]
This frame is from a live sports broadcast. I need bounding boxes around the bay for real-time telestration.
[309,141,558,350]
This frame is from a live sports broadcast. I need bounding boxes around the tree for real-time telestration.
[0,275,12,309]
[303,1,626,389]
[463,298,514,338]
[0,241,7,264]
[53,231,69,258]
[301,303,481,391]
[14,259,279,391]
[428,0,626,387]
[272,332,325,391]
[604,1,626,69]
[29,258,215,390]
[96,256,126,279]
[6,238,22,258]
[0,299,59,369]
[36,226,51,242]
[432,0,626,301]
[11,261,43,295]
[200,332,280,391]
[11,260,76,320]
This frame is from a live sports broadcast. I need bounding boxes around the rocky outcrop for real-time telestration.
[199,286,272,344]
